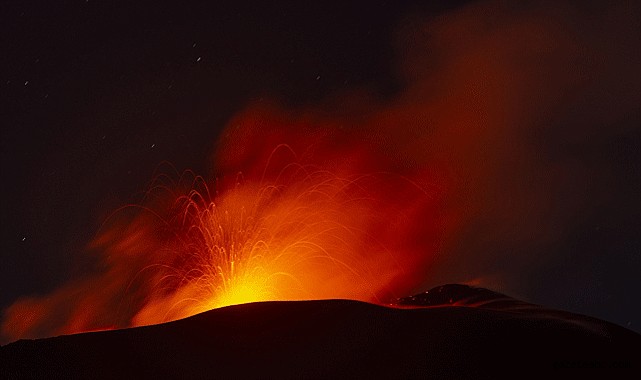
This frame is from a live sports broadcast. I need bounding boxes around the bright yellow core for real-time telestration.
[213,281,274,308]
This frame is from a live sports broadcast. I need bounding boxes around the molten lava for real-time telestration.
[132,163,413,324]
[130,136,442,326]
[1,105,444,342]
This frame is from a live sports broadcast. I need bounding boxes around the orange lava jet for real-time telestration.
[1,104,444,342]
[133,157,418,324]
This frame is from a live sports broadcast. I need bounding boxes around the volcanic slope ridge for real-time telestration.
[1,284,639,378]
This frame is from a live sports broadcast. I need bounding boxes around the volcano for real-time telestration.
[1,285,638,378]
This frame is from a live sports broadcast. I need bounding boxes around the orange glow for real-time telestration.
[1,106,444,342]
[127,146,438,325]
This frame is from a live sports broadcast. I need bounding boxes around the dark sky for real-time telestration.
[2,0,640,335]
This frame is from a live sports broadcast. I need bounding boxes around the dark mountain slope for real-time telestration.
[2,286,639,379]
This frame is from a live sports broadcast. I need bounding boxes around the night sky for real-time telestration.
[2,0,640,335]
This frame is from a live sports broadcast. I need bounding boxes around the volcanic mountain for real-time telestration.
[1,285,638,378]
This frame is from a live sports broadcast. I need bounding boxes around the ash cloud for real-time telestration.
[377,0,640,309]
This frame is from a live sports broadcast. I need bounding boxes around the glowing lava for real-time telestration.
[131,157,416,324]
[1,105,444,343]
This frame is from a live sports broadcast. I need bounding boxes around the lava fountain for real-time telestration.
[1,104,445,342]
[132,151,423,324]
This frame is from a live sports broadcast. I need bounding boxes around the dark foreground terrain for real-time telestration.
[1,285,639,378]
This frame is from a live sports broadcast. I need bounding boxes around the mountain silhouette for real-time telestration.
[1,285,639,378]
